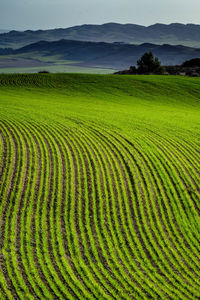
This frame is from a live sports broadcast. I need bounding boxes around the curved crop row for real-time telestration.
[0,117,200,299]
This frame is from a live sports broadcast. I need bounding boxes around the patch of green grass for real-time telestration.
[0,74,200,299]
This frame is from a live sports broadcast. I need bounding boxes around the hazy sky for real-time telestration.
[1,0,200,30]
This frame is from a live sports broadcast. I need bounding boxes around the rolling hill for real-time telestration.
[1,23,200,49]
[0,30,9,34]
[1,39,200,71]
[0,73,200,298]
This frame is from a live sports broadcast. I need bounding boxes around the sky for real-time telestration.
[1,0,200,31]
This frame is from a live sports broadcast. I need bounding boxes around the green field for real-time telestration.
[0,73,200,299]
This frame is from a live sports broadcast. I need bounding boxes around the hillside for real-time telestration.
[0,74,200,298]
[1,39,200,71]
[0,30,9,34]
[1,23,200,49]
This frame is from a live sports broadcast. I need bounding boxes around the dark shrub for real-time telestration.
[182,58,200,68]
[38,70,50,74]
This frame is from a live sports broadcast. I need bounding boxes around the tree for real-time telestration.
[182,58,200,68]
[137,52,165,74]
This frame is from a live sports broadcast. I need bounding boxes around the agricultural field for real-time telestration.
[0,73,200,299]
[0,54,116,74]
[0,65,114,74]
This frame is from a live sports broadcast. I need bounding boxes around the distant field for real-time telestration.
[0,74,200,299]
[0,54,115,74]
[0,65,115,74]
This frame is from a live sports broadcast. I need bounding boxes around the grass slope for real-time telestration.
[0,74,200,299]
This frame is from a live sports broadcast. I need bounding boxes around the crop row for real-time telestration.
[0,118,200,299]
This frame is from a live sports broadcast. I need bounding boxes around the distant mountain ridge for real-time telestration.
[0,30,9,34]
[1,23,200,49]
[4,39,200,70]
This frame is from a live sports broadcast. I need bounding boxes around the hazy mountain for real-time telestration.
[3,39,200,70]
[1,23,200,49]
[0,30,9,34]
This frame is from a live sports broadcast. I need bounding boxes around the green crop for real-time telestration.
[0,73,200,299]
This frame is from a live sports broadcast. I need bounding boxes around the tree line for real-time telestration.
[115,52,200,76]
